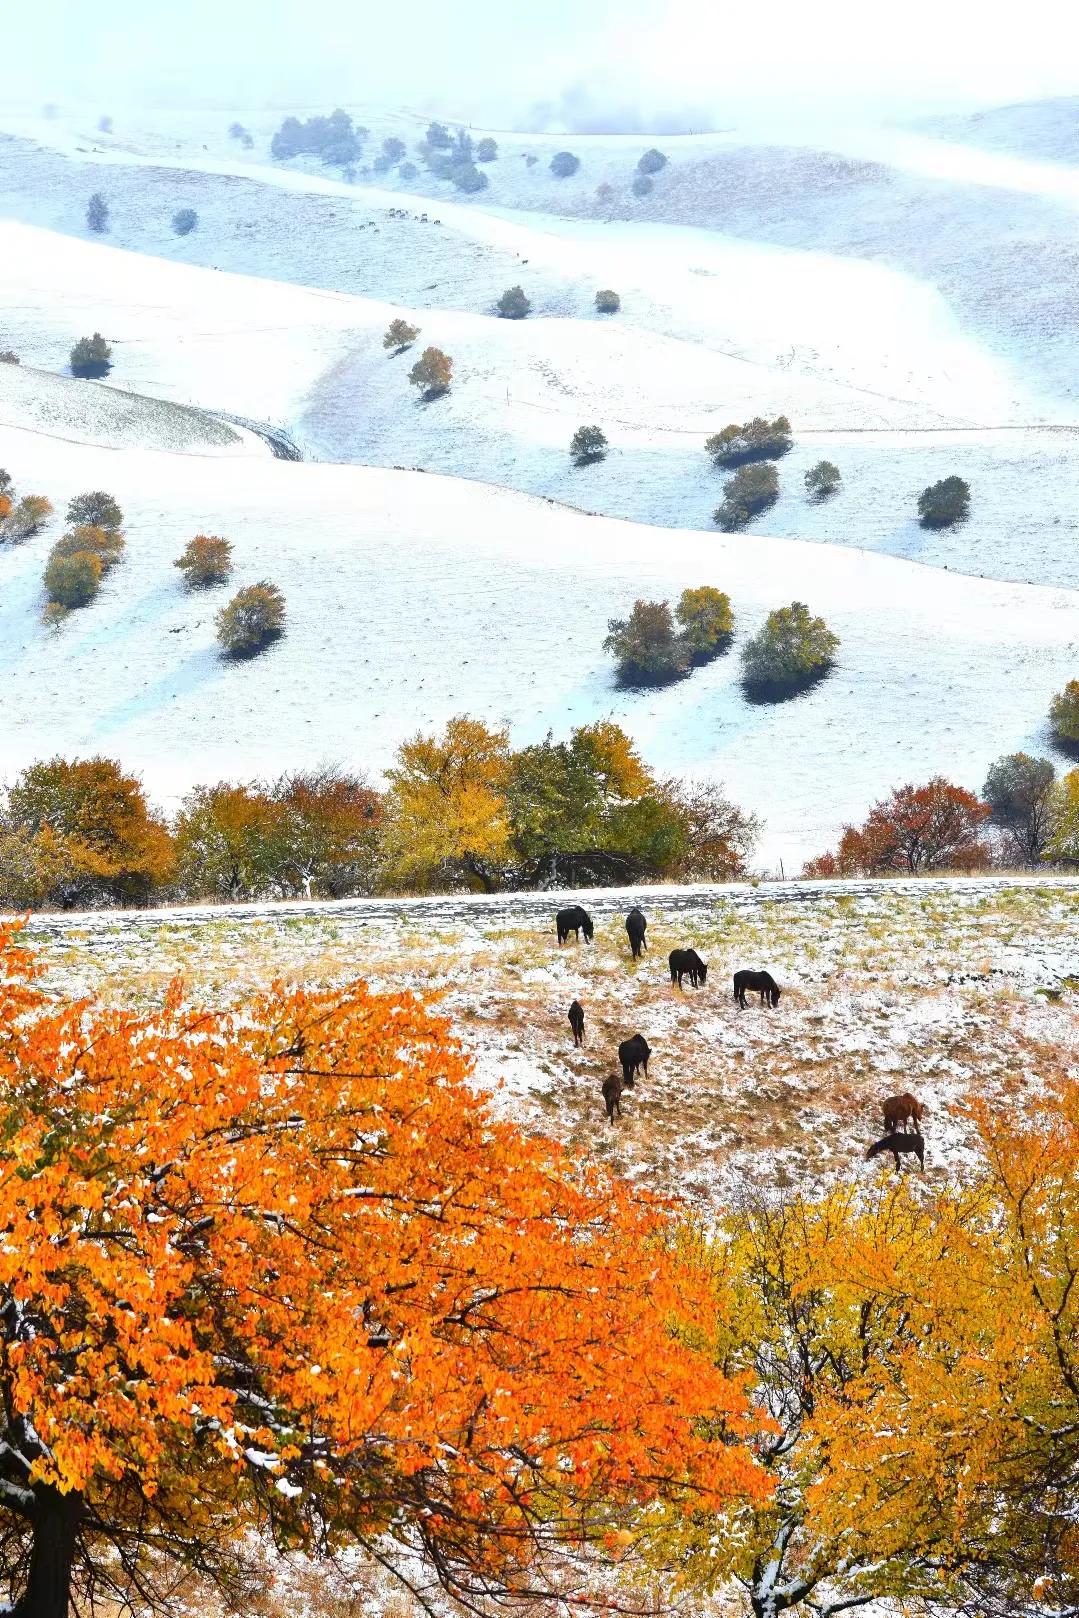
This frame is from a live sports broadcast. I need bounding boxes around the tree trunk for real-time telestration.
[15,1485,82,1618]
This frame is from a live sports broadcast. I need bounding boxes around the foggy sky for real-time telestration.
[7,0,1079,126]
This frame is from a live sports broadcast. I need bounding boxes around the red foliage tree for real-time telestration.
[804,778,991,877]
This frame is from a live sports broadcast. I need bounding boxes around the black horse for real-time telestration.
[669,948,708,989]
[618,1034,651,1084]
[568,999,585,1047]
[625,907,647,960]
[556,906,594,945]
[866,1132,925,1173]
[733,969,781,1009]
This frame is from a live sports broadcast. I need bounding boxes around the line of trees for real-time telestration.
[803,752,1079,875]
[0,721,760,911]
[3,924,1079,1618]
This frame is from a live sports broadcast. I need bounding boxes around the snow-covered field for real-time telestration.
[19,876,1079,1203]
[4,98,1079,861]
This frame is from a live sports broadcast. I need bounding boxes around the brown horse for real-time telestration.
[882,1092,925,1134]
[568,1000,585,1047]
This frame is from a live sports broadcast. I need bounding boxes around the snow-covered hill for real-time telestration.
[2,427,1077,869]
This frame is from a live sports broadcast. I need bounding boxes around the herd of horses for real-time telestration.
[555,904,928,1169]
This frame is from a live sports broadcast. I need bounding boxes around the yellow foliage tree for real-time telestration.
[383,715,511,890]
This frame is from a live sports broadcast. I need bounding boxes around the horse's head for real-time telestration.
[771,985,781,1004]
[697,963,708,984]
[583,920,594,942]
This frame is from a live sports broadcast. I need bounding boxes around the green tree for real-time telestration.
[570,424,607,465]
[66,491,122,530]
[982,752,1058,865]
[604,599,689,687]
[497,285,531,318]
[425,121,452,148]
[637,148,668,174]
[714,463,780,530]
[631,173,654,197]
[382,135,406,163]
[452,162,488,192]
[1050,680,1079,752]
[595,288,620,312]
[476,137,498,161]
[171,207,198,235]
[216,582,286,657]
[675,586,734,662]
[383,318,420,352]
[917,475,970,528]
[707,416,793,467]
[550,151,580,177]
[43,551,101,611]
[409,346,453,396]
[804,459,841,499]
[69,333,113,379]
[85,192,109,232]
[660,778,760,881]
[741,601,839,698]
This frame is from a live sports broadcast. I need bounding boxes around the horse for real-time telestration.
[733,969,781,1009]
[882,1092,925,1134]
[669,948,708,989]
[602,1073,626,1123]
[556,906,594,945]
[866,1132,925,1173]
[568,1000,585,1047]
[618,1034,651,1085]
[626,907,647,959]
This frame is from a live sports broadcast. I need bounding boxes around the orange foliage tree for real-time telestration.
[803,776,991,877]
[0,927,764,1618]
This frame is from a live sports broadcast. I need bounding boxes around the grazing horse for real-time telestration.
[556,905,594,945]
[618,1033,651,1085]
[866,1132,925,1173]
[568,999,585,1047]
[882,1092,925,1134]
[625,907,647,959]
[669,948,708,989]
[734,969,781,1009]
[602,1073,626,1123]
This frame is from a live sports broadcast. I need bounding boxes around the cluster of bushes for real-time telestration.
[42,491,125,621]
[606,591,838,701]
[171,532,284,658]
[0,723,759,909]
[0,468,52,544]
[420,125,489,193]
[707,417,793,530]
[227,121,254,149]
[605,588,734,685]
[803,750,1079,876]
[270,109,366,167]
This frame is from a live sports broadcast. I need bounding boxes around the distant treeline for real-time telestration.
[0,718,759,911]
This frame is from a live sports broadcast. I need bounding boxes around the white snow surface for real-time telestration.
[1,427,1077,868]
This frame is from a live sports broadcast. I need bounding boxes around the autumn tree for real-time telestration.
[42,550,102,612]
[172,781,286,901]
[654,777,760,882]
[0,470,11,498]
[604,599,689,687]
[383,716,511,890]
[50,526,125,575]
[174,533,232,587]
[409,345,453,396]
[3,496,52,541]
[216,582,286,656]
[806,777,991,876]
[0,926,764,1618]
[270,767,383,897]
[66,491,122,530]
[382,317,419,352]
[982,751,1057,865]
[69,333,112,379]
[0,757,172,908]
[676,585,734,662]
[741,602,838,698]
[707,416,792,468]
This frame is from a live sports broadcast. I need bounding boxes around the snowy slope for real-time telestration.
[0,362,259,455]
[1,427,1078,870]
